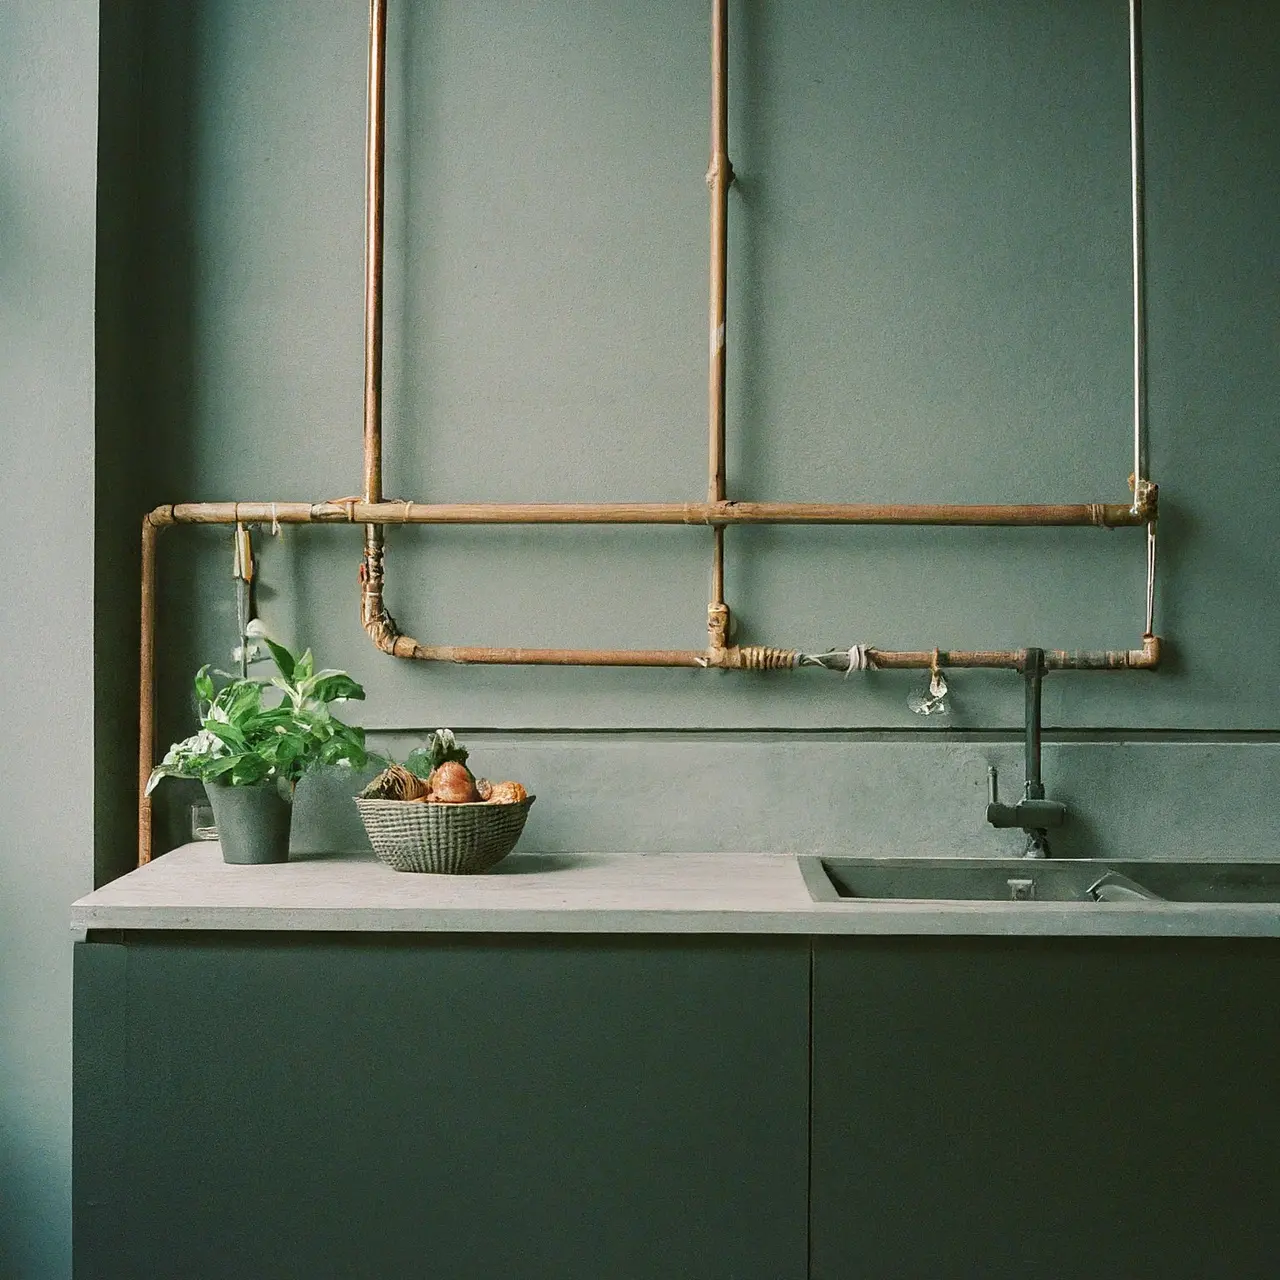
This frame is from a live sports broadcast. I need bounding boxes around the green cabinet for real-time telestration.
[74,934,810,1280]
[810,938,1280,1279]
[77,931,1280,1278]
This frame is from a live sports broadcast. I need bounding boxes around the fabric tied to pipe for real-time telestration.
[795,645,875,674]
[845,644,870,677]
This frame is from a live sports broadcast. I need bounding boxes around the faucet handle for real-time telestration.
[986,766,1020,828]
[986,766,1065,831]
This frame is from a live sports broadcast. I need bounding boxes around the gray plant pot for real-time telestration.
[205,778,292,865]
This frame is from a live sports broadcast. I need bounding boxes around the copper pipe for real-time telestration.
[708,525,728,655]
[707,0,731,507]
[363,632,1160,672]
[374,639,710,667]
[1128,0,1148,507]
[362,0,389,644]
[361,620,1159,673]
[362,0,387,513]
[141,509,1161,676]
[145,495,1160,688]
[706,0,733,649]
[163,492,1156,527]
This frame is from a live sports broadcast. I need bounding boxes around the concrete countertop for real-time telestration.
[71,844,1280,937]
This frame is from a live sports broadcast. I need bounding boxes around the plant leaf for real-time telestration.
[203,721,248,753]
[263,637,296,682]
[145,762,183,795]
[305,673,366,706]
[294,648,314,683]
[194,666,215,704]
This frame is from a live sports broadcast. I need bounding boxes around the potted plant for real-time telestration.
[146,635,368,864]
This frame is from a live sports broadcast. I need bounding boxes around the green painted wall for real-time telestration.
[138,0,1278,747]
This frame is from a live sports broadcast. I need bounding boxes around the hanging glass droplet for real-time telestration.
[907,668,949,716]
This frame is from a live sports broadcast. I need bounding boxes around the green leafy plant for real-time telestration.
[146,638,368,796]
[403,729,469,780]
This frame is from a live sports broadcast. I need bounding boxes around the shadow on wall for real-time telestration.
[137,0,203,750]
[96,0,203,883]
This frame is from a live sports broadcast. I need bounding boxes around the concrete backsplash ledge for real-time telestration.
[268,731,1280,863]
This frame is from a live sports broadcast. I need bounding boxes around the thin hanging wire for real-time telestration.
[1128,0,1147,506]
[1145,521,1157,636]
[1129,0,1157,642]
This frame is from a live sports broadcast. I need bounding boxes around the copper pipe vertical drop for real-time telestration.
[707,0,731,505]
[363,0,389,567]
[1128,0,1148,509]
[706,0,733,648]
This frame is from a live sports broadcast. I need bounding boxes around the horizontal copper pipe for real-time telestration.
[356,526,1161,672]
[362,631,1161,673]
[381,640,710,666]
[367,637,1160,671]
[156,490,1156,529]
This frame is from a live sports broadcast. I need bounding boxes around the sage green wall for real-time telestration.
[141,0,1278,756]
[1,2,1272,1271]
[0,3,98,1276]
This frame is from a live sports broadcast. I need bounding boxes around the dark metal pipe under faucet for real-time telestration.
[986,648,1067,857]
[1024,647,1045,802]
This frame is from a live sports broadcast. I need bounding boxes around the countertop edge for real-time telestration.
[69,902,1280,938]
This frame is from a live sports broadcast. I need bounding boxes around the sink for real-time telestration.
[800,857,1280,905]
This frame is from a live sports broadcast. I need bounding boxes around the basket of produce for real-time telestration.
[355,731,534,874]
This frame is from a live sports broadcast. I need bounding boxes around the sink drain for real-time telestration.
[1007,877,1036,902]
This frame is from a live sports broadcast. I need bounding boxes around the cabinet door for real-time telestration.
[811,937,1280,1280]
[76,934,809,1280]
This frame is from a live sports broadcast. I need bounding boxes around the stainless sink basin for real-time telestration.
[800,857,1280,905]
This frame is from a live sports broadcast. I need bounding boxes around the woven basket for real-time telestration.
[355,796,535,873]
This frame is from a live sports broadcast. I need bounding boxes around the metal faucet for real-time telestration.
[986,648,1066,858]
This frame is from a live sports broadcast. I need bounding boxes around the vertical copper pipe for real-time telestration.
[138,513,160,865]
[363,0,387,508]
[706,0,732,642]
[363,0,389,585]
[707,0,730,505]
[1128,0,1147,508]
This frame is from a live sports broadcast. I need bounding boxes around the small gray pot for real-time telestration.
[205,778,292,865]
